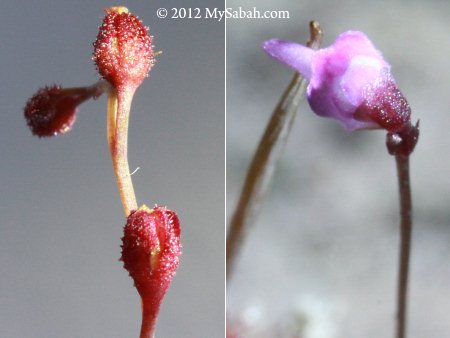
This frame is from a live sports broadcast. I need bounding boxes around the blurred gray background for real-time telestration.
[227,0,450,337]
[0,1,224,337]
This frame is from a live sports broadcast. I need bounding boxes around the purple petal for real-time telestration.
[262,30,410,131]
[306,31,391,130]
[331,31,388,61]
[340,56,388,106]
[262,39,314,79]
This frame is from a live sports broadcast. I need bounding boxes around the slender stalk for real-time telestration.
[107,90,117,154]
[387,121,419,338]
[107,87,138,216]
[226,74,306,279]
[395,154,412,338]
[226,22,322,279]
[139,298,158,338]
[61,79,109,98]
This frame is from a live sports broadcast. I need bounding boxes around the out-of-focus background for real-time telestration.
[0,1,224,337]
[227,0,450,337]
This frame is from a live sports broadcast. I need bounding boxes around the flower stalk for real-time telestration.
[387,122,419,338]
[106,90,117,153]
[226,21,323,279]
[107,87,138,216]
[140,298,158,338]
[395,153,411,338]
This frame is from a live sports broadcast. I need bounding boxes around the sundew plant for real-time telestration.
[23,7,180,338]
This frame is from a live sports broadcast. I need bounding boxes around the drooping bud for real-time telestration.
[121,205,181,314]
[262,31,411,132]
[93,7,155,91]
[24,84,103,137]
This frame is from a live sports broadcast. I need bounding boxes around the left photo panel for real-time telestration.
[0,1,224,338]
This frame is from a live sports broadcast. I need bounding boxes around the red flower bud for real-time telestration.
[24,85,100,137]
[24,85,80,137]
[24,85,76,137]
[121,205,181,327]
[93,7,155,91]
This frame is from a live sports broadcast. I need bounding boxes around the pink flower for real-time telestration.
[262,31,411,132]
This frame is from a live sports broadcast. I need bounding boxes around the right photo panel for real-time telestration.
[226,1,450,338]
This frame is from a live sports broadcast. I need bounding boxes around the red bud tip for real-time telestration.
[93,7,155,91]
[24,85,78,137]
[355,72,411,133]
[24,84,104,137]
[121,205,181,301]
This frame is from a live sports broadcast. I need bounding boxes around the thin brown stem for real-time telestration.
[108,87,138,216]
[226,21,323,279]
[386,122,419,338]
[395,154,412,338]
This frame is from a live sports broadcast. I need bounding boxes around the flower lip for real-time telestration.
[263,30,411,132]
[262,39,314,80]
